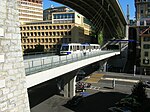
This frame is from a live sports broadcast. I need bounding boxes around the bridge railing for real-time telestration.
[24,50,118,75]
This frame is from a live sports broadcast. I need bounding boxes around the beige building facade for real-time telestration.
[135,0,150,26]
[20,21,91,53]
[17,0,43,24]
[20,6,92,53]
[135,0,150,72]
[140,28,150,67]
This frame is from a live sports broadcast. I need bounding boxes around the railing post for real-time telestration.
[66,55,68,64]
[40,59,42,71]
[28,61,30,74]
[59,56,61,64]
[32,60,33,68]
[51,57,53,68]
[71,54,73,62]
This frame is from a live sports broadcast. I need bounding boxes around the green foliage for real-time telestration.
[113,81,148,112]
[98,32,103,45]
[115,95,141,112]
[131,81,147,103]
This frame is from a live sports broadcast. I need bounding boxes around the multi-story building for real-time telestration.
[17,0,43,24]
[20,8,92,53]
[135,0,150,26]
[134,0,150,73]
[140,28,150,68]
[43,6,70,21]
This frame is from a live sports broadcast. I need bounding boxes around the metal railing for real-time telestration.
[23,51,56,60]
[24,50,119,75]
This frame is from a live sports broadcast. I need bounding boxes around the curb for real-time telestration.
[101,77,139,83]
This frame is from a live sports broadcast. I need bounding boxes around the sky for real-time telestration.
[43,0,135,19]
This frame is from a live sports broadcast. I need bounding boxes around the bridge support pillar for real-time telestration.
[63,72,77,97]
[103,62,107,72]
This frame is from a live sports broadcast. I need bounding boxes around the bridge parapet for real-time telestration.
[24,50,119,75]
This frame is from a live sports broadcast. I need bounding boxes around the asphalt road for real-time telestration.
[31,72,150,112]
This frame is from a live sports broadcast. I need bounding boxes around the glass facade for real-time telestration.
[53,13,75,19]
[53,13,75,24]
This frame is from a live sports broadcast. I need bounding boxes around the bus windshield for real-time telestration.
[61,46,69,51]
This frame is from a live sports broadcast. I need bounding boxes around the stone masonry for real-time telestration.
[0,0,30,112]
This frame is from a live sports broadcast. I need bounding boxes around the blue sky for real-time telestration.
[43,0,135,19]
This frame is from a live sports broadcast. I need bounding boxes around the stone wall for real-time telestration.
[0,0,30,111]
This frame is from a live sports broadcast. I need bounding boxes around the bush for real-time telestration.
[131,81,147,103]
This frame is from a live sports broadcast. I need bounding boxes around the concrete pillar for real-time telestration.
[64,83,69,97]
[0,0,30,112]
[125,25,129,40]
[68,76,76,97]
[103,62,107,72]
[63,72,77,97]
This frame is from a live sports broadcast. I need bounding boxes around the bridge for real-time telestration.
[51,0,127,39]
[25,50,120,97]
[0,0,127,111]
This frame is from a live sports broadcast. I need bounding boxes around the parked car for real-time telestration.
[66,95,83,107]
[108,106,132,112]
[75,82,91,92]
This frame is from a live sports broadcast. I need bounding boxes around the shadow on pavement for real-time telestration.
[64,91,127,112]
[103,87,114,89]
[28,79,60,108]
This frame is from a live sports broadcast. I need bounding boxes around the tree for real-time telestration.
[131,81,147,103]
[98,31,103,45]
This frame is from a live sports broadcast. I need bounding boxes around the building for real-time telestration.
[134,0,150,74]
[20,12,92,53]
[17,0,43,24]
[135,0,150,26]
[140,28,150,74]
[43,6,70,21]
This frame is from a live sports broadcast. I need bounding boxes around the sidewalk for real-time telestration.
[31,95,73,112]
[96,72,150,82]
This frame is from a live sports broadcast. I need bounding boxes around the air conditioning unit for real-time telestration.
[143,59,149,64]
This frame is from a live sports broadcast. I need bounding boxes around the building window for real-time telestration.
[143,59,149,64]
[143,44,150,49]
[45,26,48,29]
[68,31,71,35]
[140,21,144,25]
[34,26,37,30]
[46,32,48,36]
[49,39,52,42]
[144,52,149,57]
[143,37,150,41]
[141,10,143,14]
[42,26,44,30]
[49,32,52,36]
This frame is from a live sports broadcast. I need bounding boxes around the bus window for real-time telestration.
[77,46,79,50]
[70,46,72,51]
[83,46,85,50]
[61,46,69,51]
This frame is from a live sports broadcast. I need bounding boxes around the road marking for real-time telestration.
[86,86,101,91]
[101,77,139,83]
[84,73,104,83]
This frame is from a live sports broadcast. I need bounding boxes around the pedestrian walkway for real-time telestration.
[101,77,139,83]
[92,71,150,83]
[84,73,104,83]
